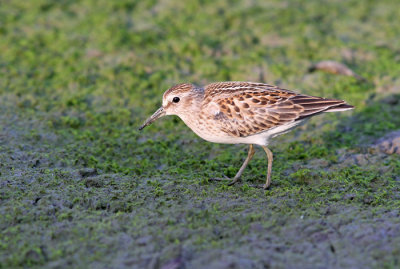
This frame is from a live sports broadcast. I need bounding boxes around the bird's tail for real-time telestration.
[324,103,354,112]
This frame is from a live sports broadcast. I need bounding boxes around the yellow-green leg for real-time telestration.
[261,146,273,189]
[228,144,255,186]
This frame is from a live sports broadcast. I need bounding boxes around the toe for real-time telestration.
[263,183,270,190]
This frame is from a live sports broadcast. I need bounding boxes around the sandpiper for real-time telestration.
[139,82,353,189]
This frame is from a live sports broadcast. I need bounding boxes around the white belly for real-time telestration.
[179,113,307,146]
[186,118,307,146]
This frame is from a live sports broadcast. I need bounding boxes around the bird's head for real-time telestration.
[139,83,200,130]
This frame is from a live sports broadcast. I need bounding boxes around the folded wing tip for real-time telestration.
[325,103,354,112]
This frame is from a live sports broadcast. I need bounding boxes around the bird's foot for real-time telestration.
[209,175,241,186]
[227,177,241,186]
[248,183,271,189]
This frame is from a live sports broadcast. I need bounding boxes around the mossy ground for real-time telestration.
[1,0,400,268]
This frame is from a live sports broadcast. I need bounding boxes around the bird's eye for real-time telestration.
[172,97,180,103]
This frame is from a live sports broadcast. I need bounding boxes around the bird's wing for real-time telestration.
[202,82,349,137]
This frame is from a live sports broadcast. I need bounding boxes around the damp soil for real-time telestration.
[1,0,400,268]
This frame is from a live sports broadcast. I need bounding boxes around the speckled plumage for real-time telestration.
[139,81,354,189]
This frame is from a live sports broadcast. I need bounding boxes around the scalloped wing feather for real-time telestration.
[202,82,352,138]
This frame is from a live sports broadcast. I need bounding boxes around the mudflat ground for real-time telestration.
[1,0,400,268]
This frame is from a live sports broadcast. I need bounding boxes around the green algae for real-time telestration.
[1,0,400,268]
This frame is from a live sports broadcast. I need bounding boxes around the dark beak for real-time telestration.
[138,107,166,130]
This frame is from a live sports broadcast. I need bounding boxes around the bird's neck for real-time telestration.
[178,88,204,126]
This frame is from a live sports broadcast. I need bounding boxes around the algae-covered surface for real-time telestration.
[1,0,400,268]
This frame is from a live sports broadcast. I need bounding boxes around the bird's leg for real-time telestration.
[261,146,273,189]
[228,144,255,186]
